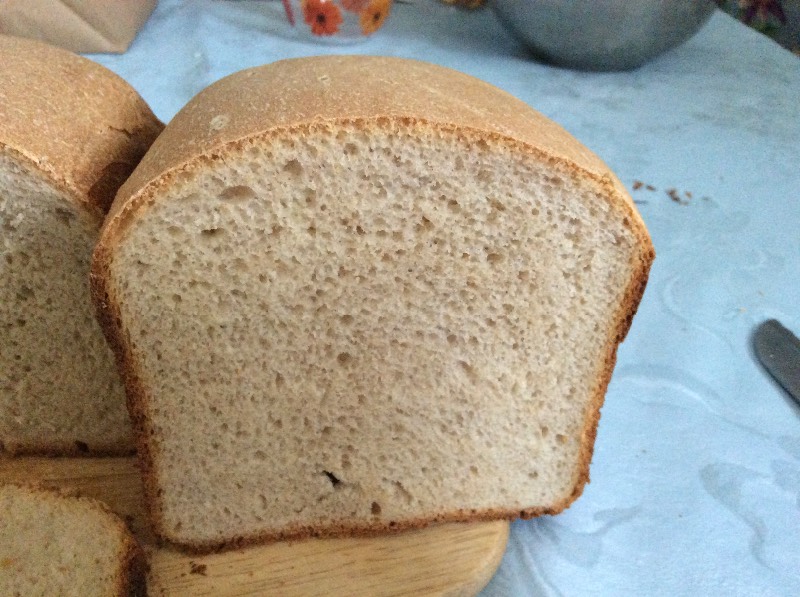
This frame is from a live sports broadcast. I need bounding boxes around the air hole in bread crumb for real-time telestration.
[254,450,267,461]
[322,471,342,487]
[486,252,504,265]
[540,426,549,437]
[201,227,222,237]
[53,207,75,224]
[458,361,477,381]
[416,216,434,232]
[447,334,458,345]
[371,502,382,515]
[337,352,353,366]
[470,465,479,475]
[16,285,34,301]
[283,159,303,177]
[220,185,256,202]
[556,434,568,445]
[489,198,506,212]
[340,314,354,324]
[275,373,284,388]
[321,426,333,436]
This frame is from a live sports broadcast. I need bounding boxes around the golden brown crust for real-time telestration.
[0,34,163,217]
[566,211,655,510]
[90,244,163,533]
[159,506,546,555]
[91,56,654,551]
[104,56,645,232]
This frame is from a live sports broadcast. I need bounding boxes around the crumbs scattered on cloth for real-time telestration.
[631,180,709,205]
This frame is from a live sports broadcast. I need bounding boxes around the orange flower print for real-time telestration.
[341,0,371,12]
[302,0,343,36]
[359,0,390,35]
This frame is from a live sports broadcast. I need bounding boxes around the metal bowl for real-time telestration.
[492,0,717,71]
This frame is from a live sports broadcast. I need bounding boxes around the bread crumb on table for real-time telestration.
[189,561,208,575]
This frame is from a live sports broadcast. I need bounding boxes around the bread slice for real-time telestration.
[92,56,654,550]
[0,35,163,455]
[0,483,145,596]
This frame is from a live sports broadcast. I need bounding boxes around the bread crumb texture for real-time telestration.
[0,484,138,597]
[108,118,647,546]
[0,152,131,454]
[0,34,163,455]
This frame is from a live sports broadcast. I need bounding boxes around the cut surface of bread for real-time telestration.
[0,35,163,455]
[0,483,144,597]
[93,56,654,550]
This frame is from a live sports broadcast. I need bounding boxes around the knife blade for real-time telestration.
[753,319,800,406]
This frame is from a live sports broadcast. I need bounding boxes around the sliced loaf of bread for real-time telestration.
[0,35,163,455]
[0,483,145,596]
[92,56,654,550]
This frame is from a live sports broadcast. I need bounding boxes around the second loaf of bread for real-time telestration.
[92,56,654,551]
[0,35,162,455]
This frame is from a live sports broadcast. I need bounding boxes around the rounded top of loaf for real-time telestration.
[106,56,646,238]
[0,34,163,215]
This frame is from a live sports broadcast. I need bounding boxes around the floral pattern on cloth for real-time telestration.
[295,0,391,36]
[716,0,800,53]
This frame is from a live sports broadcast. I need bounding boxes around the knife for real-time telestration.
[753,319,800,406]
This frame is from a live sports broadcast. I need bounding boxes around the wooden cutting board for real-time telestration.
[0,457,509,596]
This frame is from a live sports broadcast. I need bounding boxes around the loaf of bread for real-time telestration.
[92,56,654,550]
[0,483,145,596]
[0,35,163,454]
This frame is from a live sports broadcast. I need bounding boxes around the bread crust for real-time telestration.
[91,56,654,551]
[0,34,163,217]
[0,482,146,596]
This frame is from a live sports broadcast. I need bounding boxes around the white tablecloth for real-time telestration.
[89,1,800,594]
